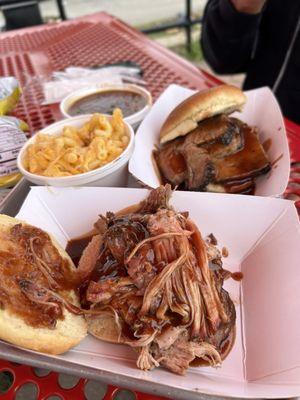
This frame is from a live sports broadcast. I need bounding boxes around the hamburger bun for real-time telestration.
[159,85,246,144]
[87,313,124,344]
[87,314,235,367]
[0,214,87,355]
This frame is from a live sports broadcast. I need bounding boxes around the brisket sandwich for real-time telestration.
[0,215,87,354]
[78,185,237,375]
[155,85,271,194]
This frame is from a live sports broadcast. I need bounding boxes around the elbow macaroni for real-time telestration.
[23,109,129,177]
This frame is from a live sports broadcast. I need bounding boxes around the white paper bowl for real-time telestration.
[60,84,152,129]
[129,84,290,197]
[15,186,300,399]
[17,115,135,187]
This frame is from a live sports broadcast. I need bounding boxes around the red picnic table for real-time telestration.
[0,11,299,400]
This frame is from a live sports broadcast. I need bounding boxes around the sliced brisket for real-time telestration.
[184,114,239,146]
[180,143,215,190]
[156,115,270,194]
[155,138,187,186]
[214,125,271,182]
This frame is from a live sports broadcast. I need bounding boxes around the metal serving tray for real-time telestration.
[0,180,231,400]
[0,179,31,217]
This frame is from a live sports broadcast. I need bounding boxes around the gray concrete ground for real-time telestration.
[42,0,207,25]
[0,0,207,27]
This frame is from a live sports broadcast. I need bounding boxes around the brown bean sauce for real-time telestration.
[67,90,147,117]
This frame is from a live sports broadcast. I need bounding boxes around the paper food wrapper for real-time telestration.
[129,84,290,197]
[42,65,145,105]
[0,116,28,188]
[4,186,298,399]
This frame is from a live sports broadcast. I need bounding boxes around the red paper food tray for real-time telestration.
[0,11,299,400]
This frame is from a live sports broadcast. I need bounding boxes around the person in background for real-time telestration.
[201,0,300,124]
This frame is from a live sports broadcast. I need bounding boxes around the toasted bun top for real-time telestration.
[159,85,246,144]
[0,214,87,355]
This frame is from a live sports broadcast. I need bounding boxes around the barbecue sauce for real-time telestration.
[90,251,126,282]
[0,224,78,328]
[71,216,152,308]
[223,177,255,195]
[66,233,94,267]
[271,153,283,167]
[167,152,187,175]
[231,272,243,281]
[214,126,271,182]
[89,218,148,281]
[262,138,272,153]
[121,322,136,340]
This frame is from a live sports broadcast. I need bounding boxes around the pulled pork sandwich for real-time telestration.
[0,215,87,354]
[77,185,237,375]
[155,85,271,194]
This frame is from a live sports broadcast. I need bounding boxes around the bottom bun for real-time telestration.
[0,214,87,355]
[87,312,235,366]
[0,305,87,355]
[87,313,124,344]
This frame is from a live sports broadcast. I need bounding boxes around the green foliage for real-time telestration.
[170,40,203,62]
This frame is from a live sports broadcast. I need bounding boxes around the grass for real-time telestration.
[137,19,204,63]
[135,17,179,32]
[169,39,203,62]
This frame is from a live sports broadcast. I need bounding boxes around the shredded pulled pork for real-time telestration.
[82,185,236,375]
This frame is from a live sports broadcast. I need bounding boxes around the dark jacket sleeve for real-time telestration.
[201,0,262,74]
